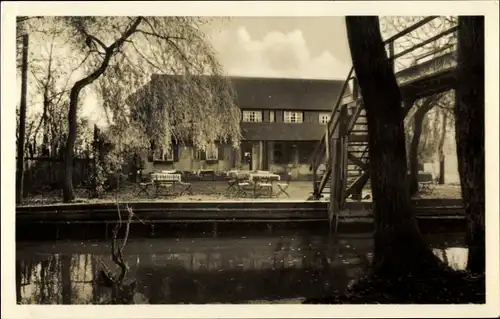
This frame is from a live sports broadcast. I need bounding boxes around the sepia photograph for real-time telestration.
[2,1,499,318]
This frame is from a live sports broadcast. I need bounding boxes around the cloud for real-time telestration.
[211,26,350,80]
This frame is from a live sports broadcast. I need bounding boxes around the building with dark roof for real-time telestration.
[130,74,345,180]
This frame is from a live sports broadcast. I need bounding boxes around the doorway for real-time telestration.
[241,142,253,170]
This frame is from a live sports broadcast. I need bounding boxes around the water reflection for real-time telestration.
[16,233,466,304]
[432,247,468,271]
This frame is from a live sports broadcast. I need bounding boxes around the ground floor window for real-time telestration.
[206,144,219,160]
[297,141,317,164]
[149,141,176,162]
[153,147,174,162]
[272,142,294,164]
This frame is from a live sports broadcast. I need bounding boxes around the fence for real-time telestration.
[22,157,94,194]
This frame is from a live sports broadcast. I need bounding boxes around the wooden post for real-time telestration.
[16,34,29,204]
[324,126,330,160]
[329,107,341,230]
[352,77,359,100]
[388,42,395,72]
[330,105,350,234]
[343,108,349,179]
[329,138,337,225]
[258,140,264,170]
[339,106,349,206]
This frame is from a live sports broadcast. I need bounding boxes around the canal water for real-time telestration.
[16,231,467,304]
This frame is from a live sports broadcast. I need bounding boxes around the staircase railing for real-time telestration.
[310,67,356,197]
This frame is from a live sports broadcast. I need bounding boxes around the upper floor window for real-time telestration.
[284,111,303,123]
[269,111,275,122]
[319,113,331,125]
[242,110,262,122]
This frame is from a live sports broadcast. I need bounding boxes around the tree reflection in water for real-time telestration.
[16,232,466,304]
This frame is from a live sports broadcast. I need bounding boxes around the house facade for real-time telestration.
[134,75,345,180]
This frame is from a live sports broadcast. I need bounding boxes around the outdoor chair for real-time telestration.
[256,177,273,198]
[137,173,153,197]
[178,180,193,196]
[154,180,174,197]
[418,172,436,194]
[275,172,292,198]
[235,178,255,197]
[226,173,238,193]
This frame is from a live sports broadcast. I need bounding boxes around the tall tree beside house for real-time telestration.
[345,16,443,276]
[20,17,241,202]
[454,16,485,275]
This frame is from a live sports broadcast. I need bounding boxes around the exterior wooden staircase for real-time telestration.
[309,68,368,202]
[309,16,459,218]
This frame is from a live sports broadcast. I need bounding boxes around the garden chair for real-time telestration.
[226,172,238,193]
[256,177,273,198]
[418,173,436,194]
[178,179,193,196]
[235,177,255,198]
[275,172,292,198]
[137,173,153,197]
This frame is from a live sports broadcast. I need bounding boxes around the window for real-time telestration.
[269,111,275,122]
[272,143,294,164]
[298,142,317,164]
[153,146,174,162]
[242,110,263,122]
[284,111,303,123]
[319,113,331,125]
[206,144,218,160]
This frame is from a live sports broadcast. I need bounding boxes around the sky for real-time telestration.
[205,17,352,80]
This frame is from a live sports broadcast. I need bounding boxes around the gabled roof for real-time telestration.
[131,74,347,112]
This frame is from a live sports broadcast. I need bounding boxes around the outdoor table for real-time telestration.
[248,172,280,182]
[249,172,280,197]
[151,173,192,196]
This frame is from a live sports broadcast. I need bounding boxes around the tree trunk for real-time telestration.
[61,18,142,202]
[409,97,436,195]
[62,91,79,201]
[437,109,448,185]
[345,17,441,275]
[16,34,29,204]
[455,16,485,275]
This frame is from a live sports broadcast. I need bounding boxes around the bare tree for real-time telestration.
[16,17,95,160]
